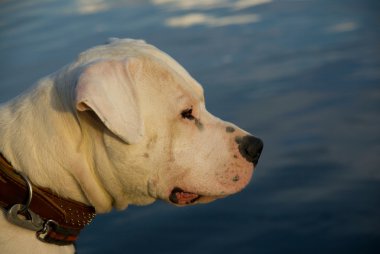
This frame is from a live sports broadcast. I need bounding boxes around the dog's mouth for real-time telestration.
[169,187,201,205]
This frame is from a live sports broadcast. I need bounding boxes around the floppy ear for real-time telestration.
[75,59,144,144]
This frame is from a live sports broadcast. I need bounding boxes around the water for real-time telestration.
[1,0,379,253]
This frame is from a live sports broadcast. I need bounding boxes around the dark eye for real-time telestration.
[181,108,195,120]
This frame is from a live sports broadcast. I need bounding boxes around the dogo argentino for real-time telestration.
[0,38,263,254]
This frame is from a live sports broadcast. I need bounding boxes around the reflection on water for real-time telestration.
[327,21,359,33]
[152,0,272,11]
[165,13,261,28]
[152,0,270,27]
[74,0,111,15]
[1,0,379,253]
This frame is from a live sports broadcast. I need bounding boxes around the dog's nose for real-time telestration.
[236,135,263,165]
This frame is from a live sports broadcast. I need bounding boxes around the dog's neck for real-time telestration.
[0,76,114,213]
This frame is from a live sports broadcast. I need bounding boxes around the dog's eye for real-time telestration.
[181,108,195,120]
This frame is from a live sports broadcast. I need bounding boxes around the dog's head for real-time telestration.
[72,39,263,209]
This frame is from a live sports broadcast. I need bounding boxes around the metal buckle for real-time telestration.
[6,171,45,231]
[36,219,58,242]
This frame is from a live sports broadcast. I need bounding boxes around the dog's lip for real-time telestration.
[168,187,229,205]
[169,187,201,205]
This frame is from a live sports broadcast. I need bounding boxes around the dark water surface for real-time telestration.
[1,0,379,253]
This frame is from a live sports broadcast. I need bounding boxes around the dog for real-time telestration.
[0,38,263,254]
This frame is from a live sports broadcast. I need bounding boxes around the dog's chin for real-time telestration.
[168,187,227,206]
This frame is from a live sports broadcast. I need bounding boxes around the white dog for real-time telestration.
[0,38,263,254]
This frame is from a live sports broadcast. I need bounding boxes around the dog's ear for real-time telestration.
[75,59,144,144]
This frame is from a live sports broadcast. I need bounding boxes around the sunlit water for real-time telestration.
[1,0,379,253]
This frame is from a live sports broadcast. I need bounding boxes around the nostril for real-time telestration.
[237,135,263,165]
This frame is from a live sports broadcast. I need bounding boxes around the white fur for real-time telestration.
[0,38,255,254]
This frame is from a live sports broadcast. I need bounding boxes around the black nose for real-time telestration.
[236,135,263,165]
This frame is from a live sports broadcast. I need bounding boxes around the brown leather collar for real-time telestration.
[0,153,96,245]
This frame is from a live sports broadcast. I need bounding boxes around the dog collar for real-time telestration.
[0,153,96,246]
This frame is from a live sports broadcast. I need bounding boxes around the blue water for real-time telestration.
[1,0,379,253]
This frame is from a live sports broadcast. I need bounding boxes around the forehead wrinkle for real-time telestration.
[173,72,204,104]
[145,54,204,103]
[140,47,205,100]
